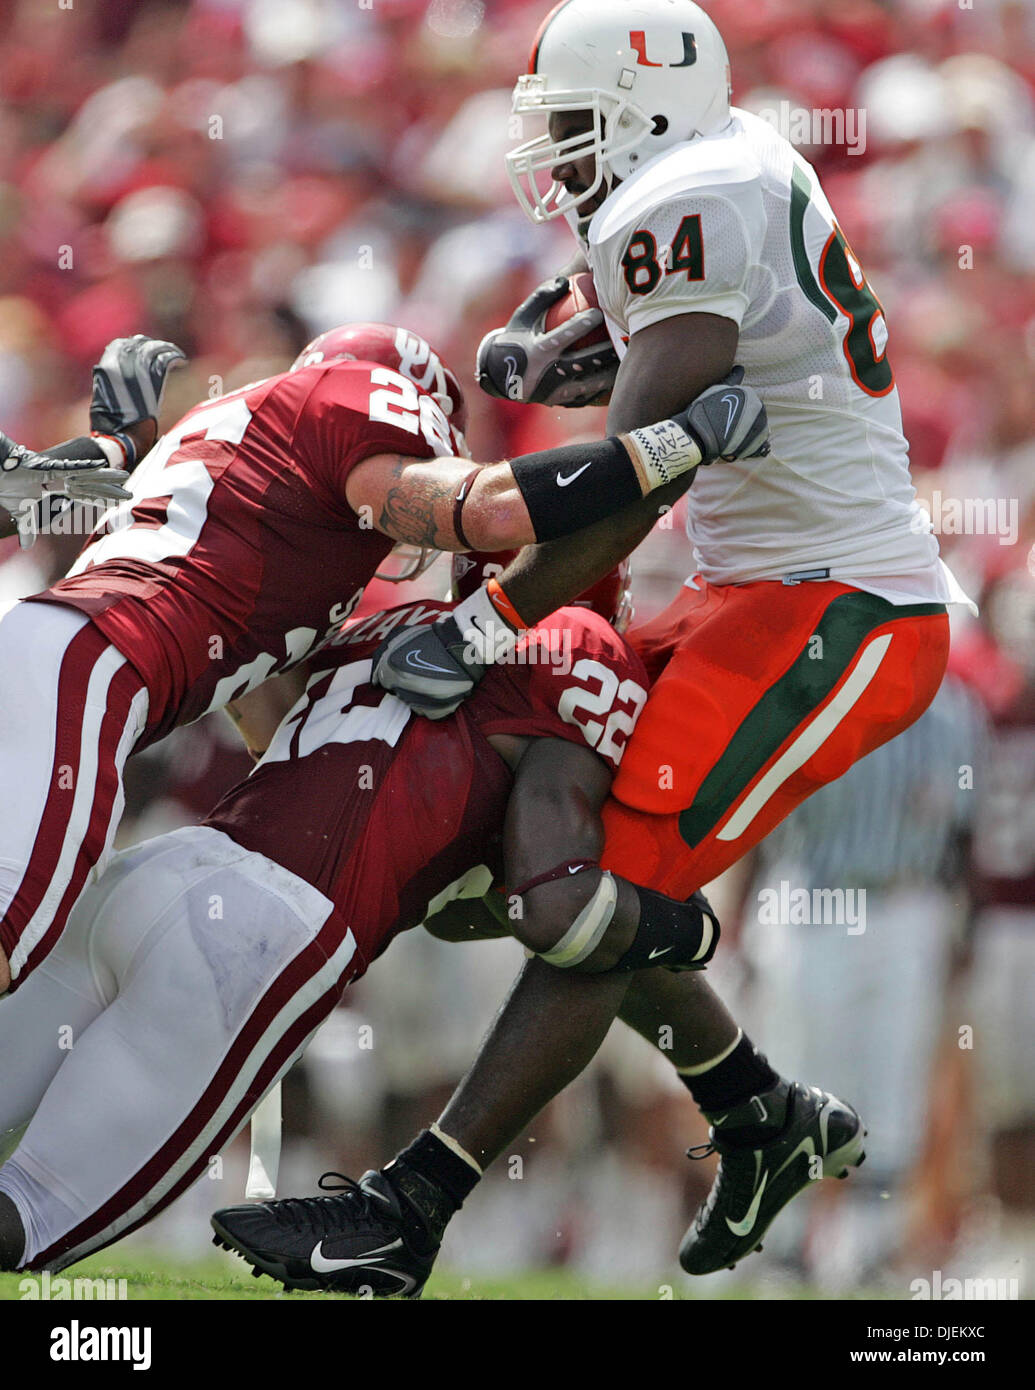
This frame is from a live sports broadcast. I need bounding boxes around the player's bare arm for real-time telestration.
[494,313,742,617]
[346,355,761,555]
[373,317,766,716]
[490,737,718,973]
[606,311,738,433]
[224,666,311,761]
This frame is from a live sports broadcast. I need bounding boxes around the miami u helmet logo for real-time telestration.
[629,30,698,68]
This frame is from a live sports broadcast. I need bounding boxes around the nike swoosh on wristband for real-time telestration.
[487,591,516,622]
[310,1238,403,1273]
[648,946,672,959]
[405,650,455,674]
[556,461,593,487]
[725,1172,769,1237]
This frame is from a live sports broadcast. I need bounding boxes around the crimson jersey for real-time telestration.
[205,600,649,977]
[30,361,462,746]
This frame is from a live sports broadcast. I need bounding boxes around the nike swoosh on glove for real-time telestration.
[678,367,770,463]
[372,617,487,719]
[476,277,616,407]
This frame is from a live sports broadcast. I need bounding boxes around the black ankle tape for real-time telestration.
[393,1129,479,1211]
[682,1037,781,1113]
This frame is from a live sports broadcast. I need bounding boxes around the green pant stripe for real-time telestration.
[677,593,945,848]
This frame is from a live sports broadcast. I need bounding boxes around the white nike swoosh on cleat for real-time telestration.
[556,462,593,487]
[310,1238,403,1274]
[648,946,672,959]
[725,1172,768,1238]
[374,1268,420,1296]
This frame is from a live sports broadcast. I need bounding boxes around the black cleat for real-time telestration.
[679,1079,866,1276]
[211,1168,440,1297]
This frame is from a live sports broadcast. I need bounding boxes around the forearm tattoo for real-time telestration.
[378,457,456,548]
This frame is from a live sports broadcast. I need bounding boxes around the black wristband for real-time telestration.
[452,466,481,550]
[509,435,643,542]
[613,887,720,972]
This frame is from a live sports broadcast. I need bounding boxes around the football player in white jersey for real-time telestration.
[361,0,973,1280]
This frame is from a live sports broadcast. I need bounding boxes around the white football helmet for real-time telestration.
[507,0,732,224]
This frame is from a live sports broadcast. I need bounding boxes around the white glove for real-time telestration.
[0,433,130,548]
[91,334,186,434]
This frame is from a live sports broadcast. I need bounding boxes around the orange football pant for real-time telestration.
[601,579,950,899]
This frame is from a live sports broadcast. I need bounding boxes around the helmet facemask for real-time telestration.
[506,76,654,224]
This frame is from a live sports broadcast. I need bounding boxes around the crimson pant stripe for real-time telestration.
[36,913,356,1268]
[43,980,344,1270]
[19,663,145,982]
[0,624,100,953]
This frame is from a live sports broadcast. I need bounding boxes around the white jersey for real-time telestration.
[585,108,972,609]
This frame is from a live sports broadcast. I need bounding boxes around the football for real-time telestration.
[543,271,611,349]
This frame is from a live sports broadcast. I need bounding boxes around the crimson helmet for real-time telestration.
[291,322,468,436]
[451,548,633,633]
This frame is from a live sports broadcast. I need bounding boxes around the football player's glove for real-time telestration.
[680,367,770,463]
[476,277,618,408]
[373,615,487,721]
[0,432,130,548]
[90,334,186,435]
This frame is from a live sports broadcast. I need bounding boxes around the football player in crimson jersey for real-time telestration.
[202,552,861,1295]
[0,321,767,997]
[369,0,972,1275]
[0,592,733,1280]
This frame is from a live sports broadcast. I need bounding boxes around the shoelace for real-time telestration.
[261,1172,383,1236]
[685,1139,760,1230]
[686,1142,716,1161]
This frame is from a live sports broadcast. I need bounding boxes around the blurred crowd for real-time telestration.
[0,0,1033,1295]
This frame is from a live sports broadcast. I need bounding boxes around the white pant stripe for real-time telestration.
[716,633,893,843]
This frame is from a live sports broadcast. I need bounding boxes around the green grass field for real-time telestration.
[0,1248,874,1300]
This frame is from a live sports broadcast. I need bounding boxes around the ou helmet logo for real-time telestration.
[629,30,698,68]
